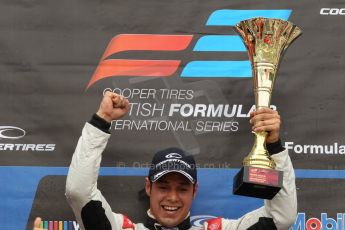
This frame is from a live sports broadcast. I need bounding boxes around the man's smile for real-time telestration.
[162,205,181,213]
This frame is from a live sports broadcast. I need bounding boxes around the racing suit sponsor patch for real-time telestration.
[206,217,222,230]
[122,215,136,230]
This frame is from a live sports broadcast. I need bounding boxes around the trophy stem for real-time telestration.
[253,63,276,108]
[243,131,276,169]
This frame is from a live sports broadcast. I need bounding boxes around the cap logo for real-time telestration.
[165,153,182,159]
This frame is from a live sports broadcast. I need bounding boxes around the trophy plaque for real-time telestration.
[232,18,302,199]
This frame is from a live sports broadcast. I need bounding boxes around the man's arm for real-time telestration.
[264,144,297,229]
[250,108,297,229]
[210,108,297,230]
[65,92,130,230]
[250,108,297,228]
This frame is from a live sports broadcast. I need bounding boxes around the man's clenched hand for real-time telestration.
[96,92,130,123]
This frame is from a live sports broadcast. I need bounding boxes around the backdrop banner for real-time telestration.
[0,0,344,229]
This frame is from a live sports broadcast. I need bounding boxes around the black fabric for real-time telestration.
[89,113,111,134]
[81,200,112,230]
[148,147,197,184]
[144,214,191,230]
[266,139,285,156]
[247,217,277,230]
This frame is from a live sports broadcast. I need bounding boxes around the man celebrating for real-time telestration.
[66,92,297,230]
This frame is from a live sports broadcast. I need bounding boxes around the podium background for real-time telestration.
[1,0,344,229]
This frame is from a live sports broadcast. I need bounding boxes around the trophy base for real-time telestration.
[233,166,283,200]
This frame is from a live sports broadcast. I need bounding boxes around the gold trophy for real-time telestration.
[233,18,302,199]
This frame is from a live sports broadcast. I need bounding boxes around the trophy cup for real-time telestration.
[232,18,302,199]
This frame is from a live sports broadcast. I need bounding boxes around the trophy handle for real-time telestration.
[243,131,276,169]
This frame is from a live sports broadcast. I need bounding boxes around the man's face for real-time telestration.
[145,172,198,228]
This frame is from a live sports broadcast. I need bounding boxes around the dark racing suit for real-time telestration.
[66,116,297,230]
